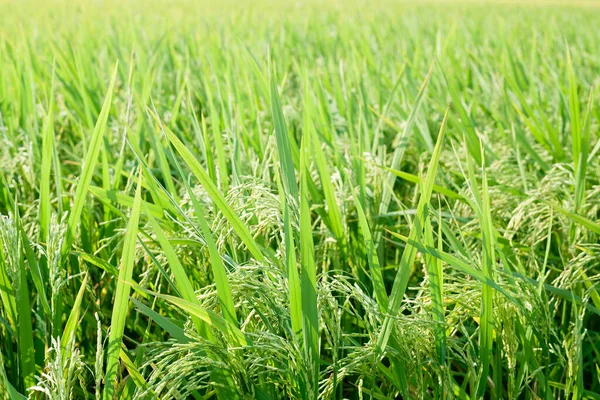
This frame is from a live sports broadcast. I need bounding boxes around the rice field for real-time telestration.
[1,0,600,398]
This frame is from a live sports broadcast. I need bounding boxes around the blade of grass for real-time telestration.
[567,48,581,181]
[425,208,446,366]
[271,67,298,201]
[574,86,594,211]
[72,251,118,277]
[378,62,434,219]
[149,110,265,262]
[377,164,464,201]
[103,171,142,400]
[304,72,345,250]
[13,206,35,390]
[169,163,238,326]
[130,285,248,348]
[131,298,189,344]
[376,107,449,358]
[300,132,319,398]
[119,348,156,398]
[39,75,54,242]
[386,230,515,302]
[61,62,119,260]
[284,192,302,337]
[88,186,164,218]
[273,137,302,338]
[60,273,88,358]
[19,223,50,316]
[351,187,388,312]
[547,201,600,235]
[143,201,213,337]
[468,148,495,398]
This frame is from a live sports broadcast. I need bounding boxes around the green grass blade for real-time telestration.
[131,298,189,343]
[352,188,388,312]
[12,208,35,390]
[103,171,142,400]
[304,72,345,249]
[274,166,302,337]
[386,230,515,303]
[169,161,238,327]
[39,87,54,242]
[376,108,449,357]
[150,110,265,262]
[119,348,156,398]
[193,202,238,326]
[88,186,164,218]
[285,197,302,337]
[270,68,299,200]
[546,201,600,235]
[378,63,434,218]
[300,133,319,397]
[425,209,446,366]
[202,74,230,191]
[567,48,581,175]
[442,66,482,165]
[19,223,50,316]
[61,62,119,260]
[472,153,495,398]
[574,87,594,211]
[61,273,88,357]
[143,201,213,337]
[0,244,16,332]
[378,164,464,201]
[72,251,119,277]
[137,288,248,347]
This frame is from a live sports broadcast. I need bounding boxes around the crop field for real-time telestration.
[1,0,600,398]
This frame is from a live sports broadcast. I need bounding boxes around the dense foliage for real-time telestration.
[1,1,600,398]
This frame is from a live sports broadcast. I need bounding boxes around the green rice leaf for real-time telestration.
[377,108,449,357]
[103,171,143,400]
[150,110,265,263]
[61,63,119,260]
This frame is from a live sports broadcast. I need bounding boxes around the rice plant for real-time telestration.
[1,0,599,399]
